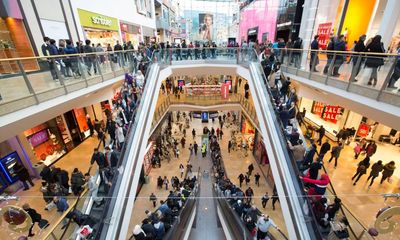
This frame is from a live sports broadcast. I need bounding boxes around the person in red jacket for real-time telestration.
[300,173,330,200]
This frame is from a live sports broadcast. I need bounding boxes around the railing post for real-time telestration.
[16,60,39,104]
[377,58,397,101]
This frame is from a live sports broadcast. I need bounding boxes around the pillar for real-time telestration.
[298,0,319,69]
[377,0,400,48]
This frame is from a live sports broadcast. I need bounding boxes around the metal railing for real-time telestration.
[0,49,152,116]
[278,47,400,107]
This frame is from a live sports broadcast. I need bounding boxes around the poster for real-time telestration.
[221,83,229,99]
[311,101,342,124]
[317,22,332,49]
[199,13,213,41]
[357,123,370,137]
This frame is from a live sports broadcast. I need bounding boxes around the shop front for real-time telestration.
[253,130,274,186]
[77,9,120,48]
[0,2,38,74]
[23,117,70,166]
[142,26,156,44]
[120,21,141,48]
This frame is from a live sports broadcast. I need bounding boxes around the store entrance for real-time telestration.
[63,111,82,147]
[247,34,257,43]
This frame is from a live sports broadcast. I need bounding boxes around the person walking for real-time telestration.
[310,35,319,71]
[181,137,186,148]
[255,173,261,187]
[332,34,346,77]
[189,144,193,155]
[271,191,280,211]
[365,35,385,86]
[149,193,157,208]
[261,192,270,209]
[192,128,196,139]
[23,203,46,237]
[193,142,198,155]
[228,140,232,153]
[163,176,169,190]
[328,142,343,168]
[245,187,254,202]
[323,36,335,75]
[352,35,367,79]
[318,139,331,161]
[238,173,245,187]
[201,144,207,157]
[380,161,396,184]
[245,175,251,185]
[352,156,371,185]
[14,162,34,191]
[179,164,185,178]
[257,215,278,240]
[316,125,325,145]
[367,160,383,188]
[365,140,377,157]
[354,142,362,159]
[248,164,254,176]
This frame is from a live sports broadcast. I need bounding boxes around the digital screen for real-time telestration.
[201,112,209,123]
[0,151,22,183]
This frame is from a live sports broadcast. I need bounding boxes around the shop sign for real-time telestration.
[357,123,370,137]
[77,9,119,31]
[221,83,229,99]
[322,105,341,123]
[317,22,332,49]
[29,130,49,147]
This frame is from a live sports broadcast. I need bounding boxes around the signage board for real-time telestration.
[77,9,119,31]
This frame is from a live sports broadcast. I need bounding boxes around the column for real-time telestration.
[377,0,400,48]
[298,0,319,69]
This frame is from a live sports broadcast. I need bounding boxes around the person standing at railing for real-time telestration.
[310,35,319,72]
[387,42,400,89]
[181,40,187,60]
[64,40,81,78]
[332,34,347,77]
[323,36,336,75]
[352,35,367,80]
[291,37,302,68]
[83,39,97,76]
[114,41,124,67]
[365,35,386,86]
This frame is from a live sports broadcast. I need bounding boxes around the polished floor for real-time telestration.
[0,136,100,240]
[128,112,288,239]
[300,123,400,240]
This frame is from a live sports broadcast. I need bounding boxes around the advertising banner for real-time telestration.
[317,22,332,49]
[221,83,229,99]
[199,13,213,41]
[311,101,342,124]
[357,123,370,137]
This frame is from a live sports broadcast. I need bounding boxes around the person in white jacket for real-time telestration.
[115,124,125,150]
[257,215,278,239]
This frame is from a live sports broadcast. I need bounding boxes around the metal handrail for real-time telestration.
[266,47,399,57]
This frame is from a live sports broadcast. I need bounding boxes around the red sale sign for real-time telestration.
[357,123,370,137]
[317,22,332,49]
[322,105,342,123]
[221,83,229,99]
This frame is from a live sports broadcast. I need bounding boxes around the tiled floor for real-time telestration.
[0,136,100,240]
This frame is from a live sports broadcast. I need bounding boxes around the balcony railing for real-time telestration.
[0,49,150,116]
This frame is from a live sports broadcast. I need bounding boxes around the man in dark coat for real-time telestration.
[14,163,34,190]
[23,203,44,237]
[332,34,346,76]
[91,148,107,169]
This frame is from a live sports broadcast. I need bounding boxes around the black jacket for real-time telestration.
[320,142,331,155]
[26,208,42,222]
[369,163,383,177]
[91,152,107,168]
[365,42,385,68]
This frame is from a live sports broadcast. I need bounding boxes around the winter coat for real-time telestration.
[71,172,85,188]
[369,162,383,177]
[334,40,346,63]
[331,145,343,158]
[357,157,371,174]
[302,174,330,198]
[153,221,165,240]
[382,164,396,178]
[15,164,30,181]
[56,197,69,212]
[366,143,377,156]
[320,142,331,155]
[288,142,306,162]
[365,42,385,68]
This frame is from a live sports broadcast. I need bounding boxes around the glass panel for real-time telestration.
[0,59,33,103]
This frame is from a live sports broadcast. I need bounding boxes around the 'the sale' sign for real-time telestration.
[221,83,229,99]
[317,22,332,49]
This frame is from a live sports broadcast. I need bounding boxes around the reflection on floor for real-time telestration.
[128,112,288,239]
[0,137,99,240]
[301,125,400,240]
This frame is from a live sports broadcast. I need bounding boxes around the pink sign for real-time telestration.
[29,130,49,147]
[317,23,332,49]
[239,0,279,43]
[221,84,229,99]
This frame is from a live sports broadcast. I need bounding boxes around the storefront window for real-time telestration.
[23,118,67,165]
[73,108,90,139]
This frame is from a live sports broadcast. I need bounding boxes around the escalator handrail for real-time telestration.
[93,61,156,239]
[243,54,322,239]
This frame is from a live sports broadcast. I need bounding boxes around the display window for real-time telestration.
[0,18,38,73]
[241,115,255,134]
[120,22,141,47]
[84,28,120,48]
[23,118,67,165]
[73,108,90,138]
[143,142,154,175]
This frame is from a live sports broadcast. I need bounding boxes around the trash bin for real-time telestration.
[32,162,45,178]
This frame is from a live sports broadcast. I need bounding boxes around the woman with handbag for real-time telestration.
[364,35,385,86]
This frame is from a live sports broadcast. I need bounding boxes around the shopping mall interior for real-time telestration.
[0,0,400,240]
